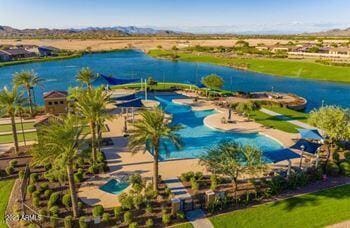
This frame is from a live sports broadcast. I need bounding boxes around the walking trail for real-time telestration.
[164,177,213,228]
[260,108,315,129]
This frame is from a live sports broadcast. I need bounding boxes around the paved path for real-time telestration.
[260,108,315,129]
[164,177,213,228]
[186,209,213,228]
[164,177,191,199]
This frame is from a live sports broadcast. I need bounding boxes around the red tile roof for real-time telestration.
[43,90,67,99]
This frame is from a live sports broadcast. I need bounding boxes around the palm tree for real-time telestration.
[13,70,44,116]
[76,67,97,89]
[31,115,84,218]
[0,86,26,154]
[75,87,111,161]
[128,108,182,190]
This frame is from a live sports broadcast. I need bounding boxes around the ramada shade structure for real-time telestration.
[298,129,323,141]
[264,148,301,163]
[92,74,139,87]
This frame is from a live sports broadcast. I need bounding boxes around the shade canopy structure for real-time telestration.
[264,148,301,163]
[116,98,143,108]
[93,74,139,87]
[298,129,323,141]
[291,139,322,155]
[111,93,136,101]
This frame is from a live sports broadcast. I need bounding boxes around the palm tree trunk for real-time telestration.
[66,164,79,218]
[27,87,34,116]
[153,145,159,191]
[90,121,97,162]
[10,114,19,154]
[97,123,102,152]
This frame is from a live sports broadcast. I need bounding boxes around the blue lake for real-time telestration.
[0,49,349,111]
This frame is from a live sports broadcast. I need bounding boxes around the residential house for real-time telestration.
[329,47,350,56]
[43,90,68,115]
[0,48,36,61]
[38,46,59,57]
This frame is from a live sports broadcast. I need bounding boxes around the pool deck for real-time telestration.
[78,94,304,208]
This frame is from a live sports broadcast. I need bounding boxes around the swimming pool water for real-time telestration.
[99,179,129,195]
[147,93,283,161]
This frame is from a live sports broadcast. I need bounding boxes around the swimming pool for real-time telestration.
[147,93,283,162]
[99,179,129,195]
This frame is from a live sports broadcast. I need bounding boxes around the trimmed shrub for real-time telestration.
[123,211,133,225]
[180,171,194,182]
[79,216,88,228]
[92,205,104,217]
[102,213,110,222]
[48,192,60,208]
[50,216,58,228]
[44,189,53,199]
[30,173,39,183]
[119,193,134,210]
[18,170,25,179]
[88,165,99,174]
[344,151,350,161]
[44,163,52,171]
[32,190,40,199]
[39,183,49,192]
[177,211,185,219]
[162,213,171,225]
[145,204,153,214]
[9,159,18,167]
[49,206,59,216]
[190,177,199,191]
[327,162,340,176]
[27,184,36,194]
[194,171,203,180]
[5,166,15,175]
[38,208,47,217]
[78,202,83,210]
[340,161,350,176]
[210,175,218,190]
[74,172,84,183]
[129,222,138,228]
[132,194,143,209]
[62,194,72,208]
[32,196,40,208]
[114,206,123,218]
[145,218,153,227]
[64,216,73,228]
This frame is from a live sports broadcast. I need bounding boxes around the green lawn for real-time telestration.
[0,122,35,133]
[0,131,37,144]
[0,179,15,228]
[149,49,350,83]
[171,222,193,228]
[263,106,309,123]
[249,110,300,133]
[112,82,198,91]
[210,184,350,228]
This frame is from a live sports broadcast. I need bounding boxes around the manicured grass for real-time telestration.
[0,122,35,133]
[0,179,15,228]
[210,184,350,228]
[263,106,309,123]
[112,82,198,91]
[171,222,193,228]
[249,110,300,133]
[149,50,350,83]
[0,131,37,144]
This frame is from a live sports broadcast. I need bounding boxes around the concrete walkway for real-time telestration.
[164,177,213,228]
[186,209,213,228]
[164,177,191,199]
[260,108,315,129]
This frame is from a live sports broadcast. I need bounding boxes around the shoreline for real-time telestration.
[147,50,350,85]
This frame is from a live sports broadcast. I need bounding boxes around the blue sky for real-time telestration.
[0,0,349,33]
